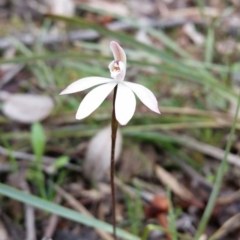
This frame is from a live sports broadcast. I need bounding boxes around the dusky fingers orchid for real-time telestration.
[60,41,160,125]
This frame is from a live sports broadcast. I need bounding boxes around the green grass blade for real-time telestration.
[45,14,184,66]
[0,183,139,240]
[195,0,206,17]
[45,14,236,101]
[31,122,46,161]
[75,4,232,76]
[167,188,178,240]
[30,122,47,199]
[78,4,191,59]
[205,26,215,63]
[0,52,83,64]
[194,91,240,239]
[141,224,192,240]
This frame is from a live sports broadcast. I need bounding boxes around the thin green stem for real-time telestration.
[194,92,240,239]
[111,86,119,239]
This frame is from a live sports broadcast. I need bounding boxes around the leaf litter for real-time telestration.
[1,0,240,240]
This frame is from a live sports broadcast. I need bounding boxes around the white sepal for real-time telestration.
[124,82,160,114]
[60,77,112,95]
[76,82,117,119]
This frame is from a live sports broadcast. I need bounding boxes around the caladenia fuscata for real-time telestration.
[60,41,160,239]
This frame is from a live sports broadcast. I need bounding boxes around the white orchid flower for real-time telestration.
[60,41,160,125]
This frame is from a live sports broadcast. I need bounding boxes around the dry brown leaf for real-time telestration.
[0,220,9,240]
[155,164,194,201]
[83,125,122,181]
[119,145,156,180]
[84,0,129,17]
[47,0,75,17]
[1,93,54,123]
[217,189,240,205]
[216,39,237,55]
[54,185,114,240]
[163,7,220,19]
[209,213,240,240]
[183,23,205,46]
[135,30,152,45]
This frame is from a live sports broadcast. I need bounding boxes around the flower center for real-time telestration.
[112,60,121,72]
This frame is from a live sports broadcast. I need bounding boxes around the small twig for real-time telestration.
[0,220,9,240]
[106,18,188,31]
[163,7,220,19]
[0,164,12,173]
[48,107,234,125]
[43,195,61,239]
[209,213,240,240]
[176,158,213,192]
[0,64,24,88]
[54,185,114,240]
[0,145,80,172]
[217,189,240,205]
[171,134,240,167]
[0,145,54,164]
[20,181,36,240]
[0,30,99,50]
[155,165,194,202]
[159,107,232,119]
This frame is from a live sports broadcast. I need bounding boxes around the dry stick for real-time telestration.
[0,145,80,172]
[0,30,99,50]
[0,64,24,88]
[0,145,55,164]
[54,185,114,240]
[20,181,36,240]
[171,134,240,167]
[155,165,194,202]
[209,212,240,240]
[110,86,119,240]
[217,189,240,205]
[177,158,213,192]
[43,195,61,239]
[0,220,9,240]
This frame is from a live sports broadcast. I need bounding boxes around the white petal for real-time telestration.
[124,82,160,114]
[110,41,127,66]
[60,77,112,95]
[76,82,117,120]
[115,83,136,125]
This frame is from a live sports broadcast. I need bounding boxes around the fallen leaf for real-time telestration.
[2,93,54,123]
[209,213,240,240]
[84,0,129,17]
[0,220,9,240]
[48,0,75,17]
[83,125,122,181]
[135,30,152,45]
[183,23,205,46]
[155,165,194,201]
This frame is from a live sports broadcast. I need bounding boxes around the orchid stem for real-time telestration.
[111,86,118,239]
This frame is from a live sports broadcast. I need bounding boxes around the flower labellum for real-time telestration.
[60,41,160,125]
